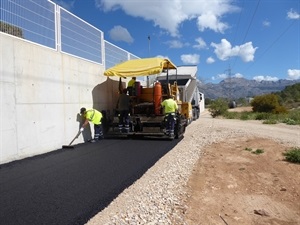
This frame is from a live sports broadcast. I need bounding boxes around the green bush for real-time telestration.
[208,99,228,118]
[223,111,239,119]
[254,112,271,120]
[263,119,277,124]
[252,149,264,154]
[240,111,254,120]
[282,118,297,125]
[272,105,288,114]
[287,109,300,124]
[251,94,287,113]
[283,148,300,163]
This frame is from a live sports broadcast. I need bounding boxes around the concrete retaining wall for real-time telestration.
[0,33,120,164]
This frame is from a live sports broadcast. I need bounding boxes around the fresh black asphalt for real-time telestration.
[0,138,181,225]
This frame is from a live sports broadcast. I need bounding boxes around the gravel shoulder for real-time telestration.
[86,110,300,225]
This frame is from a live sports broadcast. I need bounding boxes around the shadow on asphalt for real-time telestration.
[0,137,183,225]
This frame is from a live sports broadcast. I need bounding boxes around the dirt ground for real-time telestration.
[184,136,300,225]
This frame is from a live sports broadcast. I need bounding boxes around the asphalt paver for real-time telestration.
[0,138,181,225]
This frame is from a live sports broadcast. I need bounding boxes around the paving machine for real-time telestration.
[103,57,187,140]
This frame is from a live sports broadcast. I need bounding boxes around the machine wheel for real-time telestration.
[192,108,196,121]
[197,109,200,119]
[175,116,186,139]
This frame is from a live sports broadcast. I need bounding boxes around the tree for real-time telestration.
[251,94,287,114]
[208,98,228,118]
[0,22,23,38]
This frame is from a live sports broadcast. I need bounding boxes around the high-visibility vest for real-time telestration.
[85,109,102,125]
[128,79,135,87]
[161,98,178,114]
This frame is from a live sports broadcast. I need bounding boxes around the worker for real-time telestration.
[127,77,136,96]
[80,107,104,142]
[161,95,178,137]
[116,88,131,133]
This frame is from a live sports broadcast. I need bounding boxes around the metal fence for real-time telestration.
[0,0,56,49]
[0,0,139,68]
[104,41,140,70]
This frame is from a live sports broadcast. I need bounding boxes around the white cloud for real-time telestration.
[253,76,279,82]
[95,0,239,36]
[234,73,243,78]
[213,73,243,80]
[238,42,258,62]
[108,25,134,43]
[287,69,300,80]
[197,12,229,33]
[167,40,184,49]
[193,37,207,49]
[211,39,232,60]
[156,55,169,59]
[181,54,200,64]
[287,9,300,20]
[206,57,215,64]
[212,73,228,80]
[262,20,270,27]
[211,39,258,62]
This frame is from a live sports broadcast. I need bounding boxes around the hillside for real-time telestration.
[198,77,300,99]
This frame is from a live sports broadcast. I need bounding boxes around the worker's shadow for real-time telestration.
[76,113,92,142]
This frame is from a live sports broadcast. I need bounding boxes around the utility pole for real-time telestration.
[224,64,232,100]
[147,35,151,87]
[148,35,151,56]
[225,64,236,108]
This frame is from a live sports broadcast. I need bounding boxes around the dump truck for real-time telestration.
[157,65,203,124]
[102,57,187,140]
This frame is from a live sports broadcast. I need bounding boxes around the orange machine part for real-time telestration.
[154,82,162,115]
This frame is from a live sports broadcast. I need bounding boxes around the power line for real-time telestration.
[242,0,261,43]
[244,20,297,72]
[232,0,245,46]
[231,0,260,70]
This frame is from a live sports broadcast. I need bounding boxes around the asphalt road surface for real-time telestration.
[0,138,181,225]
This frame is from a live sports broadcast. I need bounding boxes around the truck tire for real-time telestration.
[175,116,186,139]
[192,108,196,121]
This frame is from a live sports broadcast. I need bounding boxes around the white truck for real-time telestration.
[157,65,203,124]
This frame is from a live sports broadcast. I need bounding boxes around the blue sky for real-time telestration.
[51,0,300,83]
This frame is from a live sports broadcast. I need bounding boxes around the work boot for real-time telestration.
[169,130,174,137]
[90,138,101,143]
[125,125,130,133]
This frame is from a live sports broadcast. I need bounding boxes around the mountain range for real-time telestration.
[197,78,300,100]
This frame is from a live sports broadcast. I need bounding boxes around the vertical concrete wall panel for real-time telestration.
[0,33,116,164]
[0,83,18,162]
[14,45,64,104]
[16,104,62,157]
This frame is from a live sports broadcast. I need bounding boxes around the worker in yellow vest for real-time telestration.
[161,95,178,137]
[80,107,104,142]
[127,77,136,96]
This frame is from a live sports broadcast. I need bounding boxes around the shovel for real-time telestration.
[62,130,81,149]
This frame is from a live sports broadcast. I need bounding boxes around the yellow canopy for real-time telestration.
[104,57,177,78]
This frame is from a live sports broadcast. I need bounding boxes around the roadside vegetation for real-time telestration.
[207,83,300,125]
[244,147,265,155]
[207,84,300,165]
[283,147,300,164]
[242,146,300,163]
